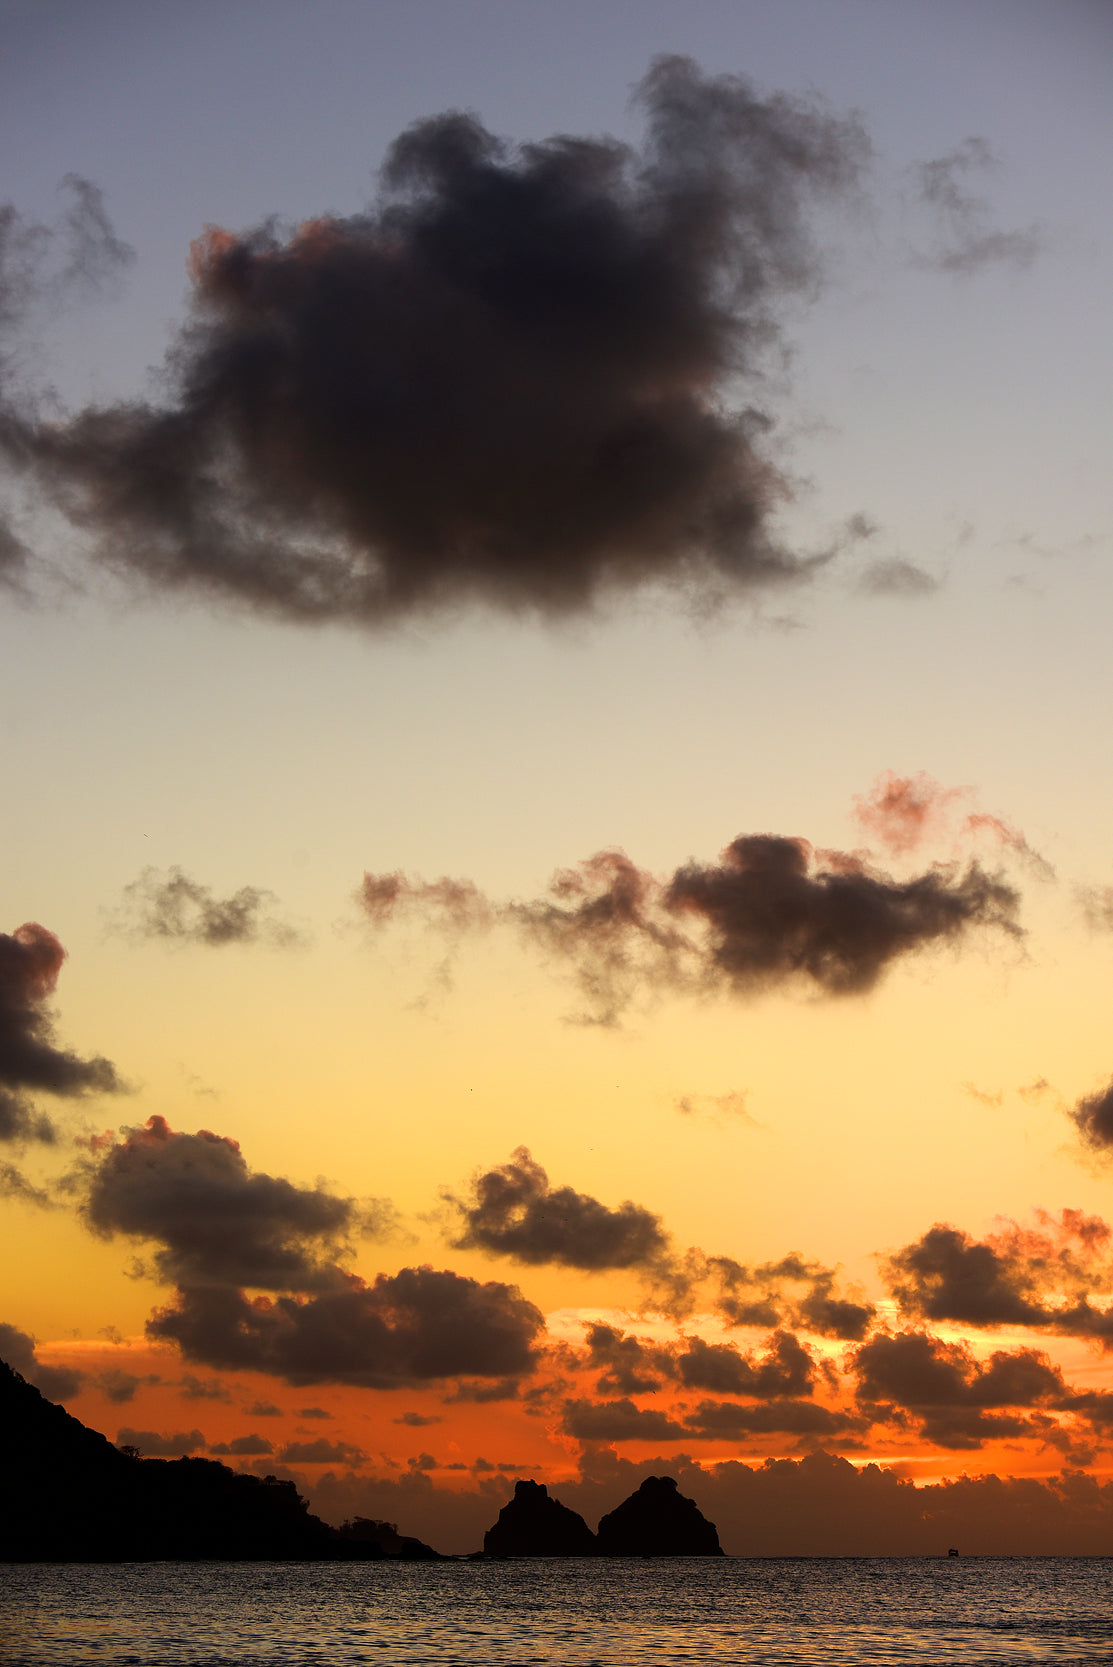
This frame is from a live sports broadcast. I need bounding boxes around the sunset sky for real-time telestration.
[3,0,1113,1554]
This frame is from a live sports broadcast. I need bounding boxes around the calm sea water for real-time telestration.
[1,1558,1112,1666]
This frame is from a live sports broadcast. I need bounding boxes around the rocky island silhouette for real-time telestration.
[484,1476,723,1556]
[1,1357,723,1560]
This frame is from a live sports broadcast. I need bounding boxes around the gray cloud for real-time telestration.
[82,1114,362,1292]
[561,1397,689,1443]
[209,1433,274,1456]
[146,1267,544,1389]
[856,557,940,597]
[851,1329,1070,1452]
[361,831,1021,1026]
[279,1437,365,1466]
[0,178,133,586]
[681,1398,858,1439]
[96,1368,161,1405]
[9,60,868,626]
[116,1426,205,1457]
[0,1161,53,1205]
[910,138,1042,275]
[882,1212,1113,1344]
[0,922,121,1144]
[675,1330,816,1399]
[113,867,305,948]
[704,1253,875,1341]
[448,1146,669,1271]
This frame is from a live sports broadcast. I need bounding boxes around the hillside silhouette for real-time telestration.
[0,1358,437,1561]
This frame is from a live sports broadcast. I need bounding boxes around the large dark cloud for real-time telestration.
[882,1212,1113,1345]
[10,59,869,625]
[853,1330,1065,1410]
[361,833,1020,1026]
[82,1114,375,1292]
[0,921,121,1144]
[147,1267,543,1389]
[851,1330,1070,1452]
[113,867,304,949]
[448,1146,669,1271]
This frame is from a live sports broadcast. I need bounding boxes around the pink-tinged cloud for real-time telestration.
[853,771,1053,877]
[882,1212,1113,1345]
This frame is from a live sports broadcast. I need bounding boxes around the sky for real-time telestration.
[2,0,1113,1555]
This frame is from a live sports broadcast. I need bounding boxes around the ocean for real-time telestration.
[1,1557,1111,1665]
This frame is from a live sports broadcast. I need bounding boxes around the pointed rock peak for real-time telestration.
[484,1475,597,1556]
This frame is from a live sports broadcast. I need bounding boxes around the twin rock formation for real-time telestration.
[484,1476,722,1556]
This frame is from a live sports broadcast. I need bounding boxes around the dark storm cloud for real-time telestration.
[361,832,1020,1026]
[0,1320,84,1401]
[113,867,305,948]
[448,1146,669,1270]
[1068,1078,1113,1154]
[82,1114,361,1291]
[910,139,1041,275]
[0,922,122,1143]
[146,1267,543,1389]
[12,59,869,624]
[882,1213,1113,1344]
